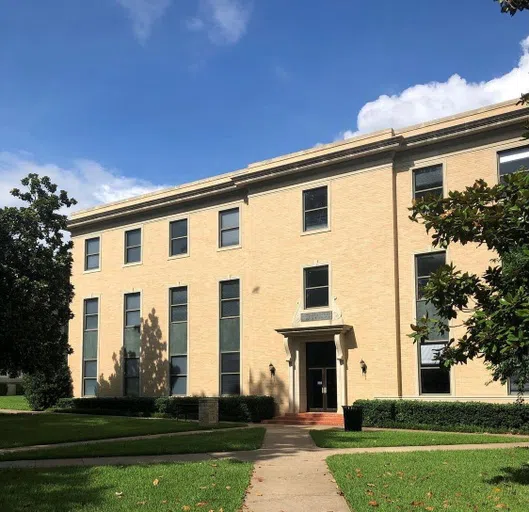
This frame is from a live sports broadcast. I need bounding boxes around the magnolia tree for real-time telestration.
[410,170,529,395]
[409,0,529,396]
[0,174,76,408]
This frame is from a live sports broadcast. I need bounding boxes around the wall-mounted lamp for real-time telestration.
[269,363,276,378]
[360,359,367,376]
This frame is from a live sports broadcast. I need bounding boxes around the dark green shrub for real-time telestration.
[155,397,199,420]
[219,395,275,422]
[56,397,157,416]
[24,362,73,410]
[0,383,7,396]
[55,394,275,422]
[15,383,24,395]
[354,399,395,426]
[353,399,529,433]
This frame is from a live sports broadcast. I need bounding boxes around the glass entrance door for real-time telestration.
[325,368,337,410]
[307,368,324,410]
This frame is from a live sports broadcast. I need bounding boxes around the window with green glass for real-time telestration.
[169,219,188,257]
[219,208,240,248]
[124,228,141,264]
[413,165,443,201]
[170,286,188,395]
[220,280,240,395]
[83,298,98,396]
[84,237,100,271]
[124,292,140,396]
[415,252,450,394]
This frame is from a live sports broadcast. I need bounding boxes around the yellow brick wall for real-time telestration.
[69,117,528,412]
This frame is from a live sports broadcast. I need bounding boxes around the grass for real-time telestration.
[0,413,242,449]
[0,395,30,411]
[0,459,252,512]
[310,428,529,448]
[328,448,529,511]
[0,427,266,461]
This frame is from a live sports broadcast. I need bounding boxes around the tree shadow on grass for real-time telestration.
[0,466,108,512]
[486,462,529,486]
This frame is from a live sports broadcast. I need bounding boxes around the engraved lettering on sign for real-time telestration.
[300,311,332,322]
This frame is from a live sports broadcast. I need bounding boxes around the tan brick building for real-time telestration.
[68,100,529,414]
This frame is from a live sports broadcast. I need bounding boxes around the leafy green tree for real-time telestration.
[496,0,529,14]
[0,174,76,407]
[410,171,529,394]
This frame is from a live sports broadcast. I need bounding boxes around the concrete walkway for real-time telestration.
[242,425,349,512]
[2,426,529,511]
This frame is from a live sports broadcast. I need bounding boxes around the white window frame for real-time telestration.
[123,291,142,396]
[303,264,330,310]
[302,185,330,234]
[168,285,189,396]
[219,278,241,396]
[84,236,101,273]
[168,217,189,259]
[218,207,241,250]
[123,226,143,266]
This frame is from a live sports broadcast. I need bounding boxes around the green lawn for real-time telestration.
[0,427,266,461]
[0,396,30,411]
[310,428,529,448]
[0,413,241,449]
[328,448,529,511]
[0,459,252,512]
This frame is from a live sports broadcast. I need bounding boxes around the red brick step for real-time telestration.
[262,412,344,427]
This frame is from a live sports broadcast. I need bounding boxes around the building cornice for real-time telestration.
[68,102,529,233]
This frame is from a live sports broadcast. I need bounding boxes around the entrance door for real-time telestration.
[307,369,324,410]
[306,341,337,412]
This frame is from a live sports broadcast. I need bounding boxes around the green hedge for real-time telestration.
[354,399,529,434]
[219,396,275,423]
[57,397,157,417]
[56,395,275,423]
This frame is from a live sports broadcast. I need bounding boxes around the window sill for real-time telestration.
[301,227,331,237]
[168,253,190,261]
[83,268,101,275]
[122,261,143,268]
[217,244,242,252]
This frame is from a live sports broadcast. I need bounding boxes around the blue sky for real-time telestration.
[0,1,528,209]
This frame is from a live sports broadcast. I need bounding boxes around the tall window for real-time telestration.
[84,237,100,271]
[304,265,329,309]
[219,208,240,248]
[124,228,142,264]
[124,293,141,396]
[169,219,188,257]
[499,146,529,181]
[415,252,450,394]
[83,298,98,396]
[220,280,240,395]
[303,186,328,231]
[413,165,443,201]
[509,374,529,395]
[169,287,188,395]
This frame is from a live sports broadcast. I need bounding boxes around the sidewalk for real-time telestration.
[2,425,529,511]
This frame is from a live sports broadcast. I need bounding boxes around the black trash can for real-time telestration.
[342,405,363,431]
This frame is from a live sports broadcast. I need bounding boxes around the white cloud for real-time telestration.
[116,0,171,44]
[0,152,165,212]
[339,35,529,140]
[187,0,252,45]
